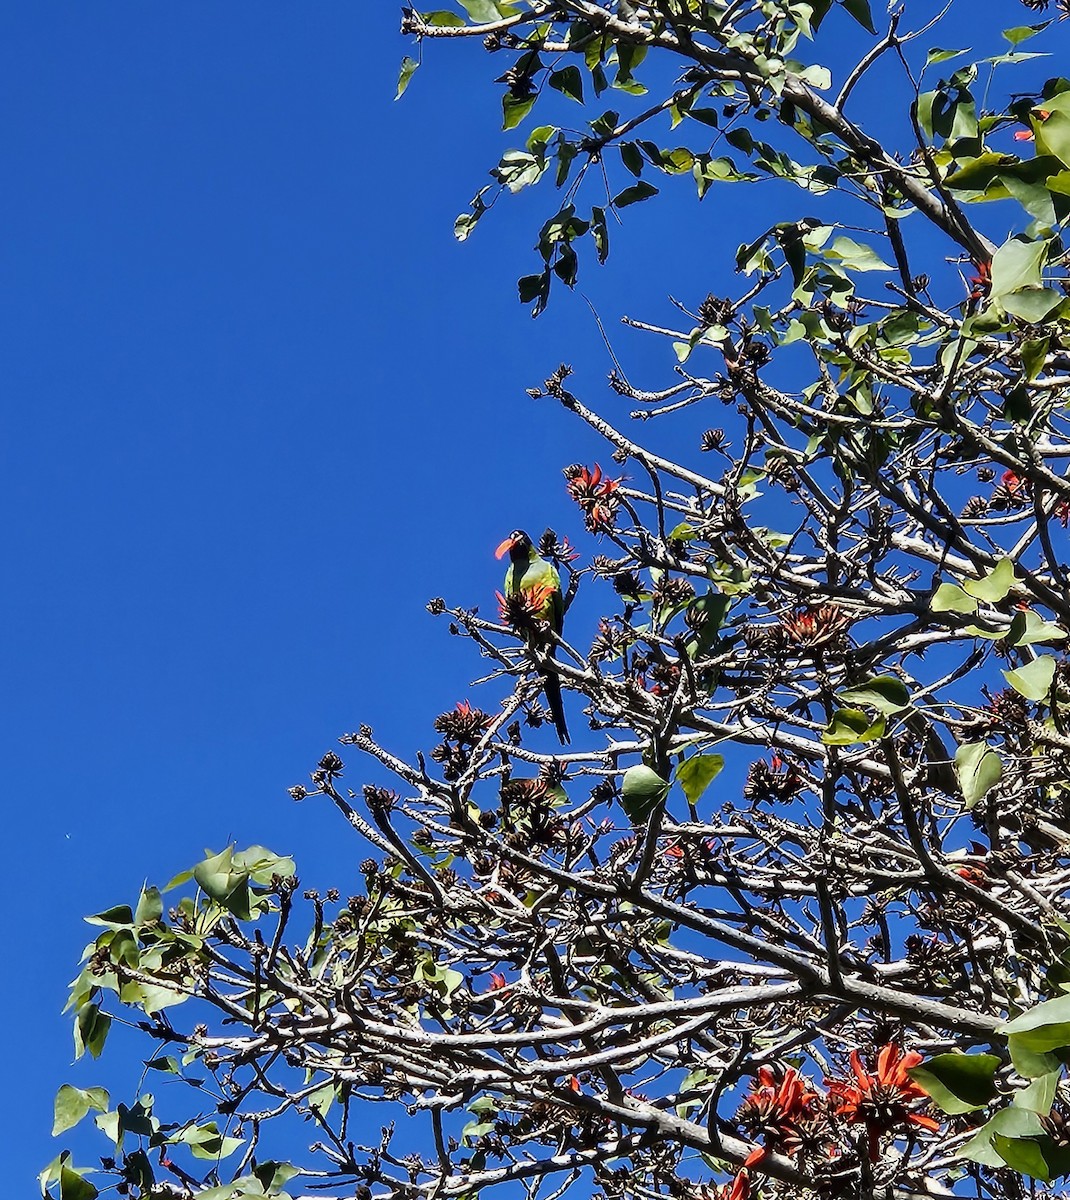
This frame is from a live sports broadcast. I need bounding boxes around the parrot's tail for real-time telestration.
[542,670,570,745]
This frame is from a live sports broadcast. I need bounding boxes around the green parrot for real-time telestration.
[495,529,570,745]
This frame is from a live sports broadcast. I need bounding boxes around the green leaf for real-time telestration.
[1003,287,1063,324]
[932,582,978,614]
[1002,654,1056,701]
[925,47,967,69]
[146,1055,182,1074]
[121,1151,154,1193]
[231,845,296,885]
[134,885,163,926]
[620,142,644,177]
[822,708,885,745]
[194,846,253,920]
[173,1120,244,1161]
[1012,1041,1064,1079]
[122,981,188,1014]
[963,621,1011,642]
[1036,94,1070,167]
[457,0,506,19]
[193,845,240,899]
[41,1156,101,1200]
[502,94,536,131]
[518,271,550,312]
[687,107,720,128]
[961,1106,1046,1167]
[907,1053,1000,1114]
[74,1004,111,1061]
[58,1165,99,1200]
[1021,335,1051,381]
[549,66,584,104]
[1003,992,1070,1052]
[954,742,1003,809]
[307,1082,336,1118]
[962,557,1017,601]
[993,1132,1053,1180]
[613,181,659,208]
[1003,22,1050,45]
[840,0,876,34]
[823,235,892,272]
[395,56,419,100]
[676,754,725,807]
[944,151,1018,193]
[621,765,670,824]
[796,64,831,90]
[836,674,911,714]
[418,11,468,27]
[184,1180,266,1200]
[1014,1070,1061,1113]
[53,1085,109,1136]
[253,1161,301,1194]
[1009,609,1066,646]
[493,149,546,193]
[84,905,133,928]
[989,236,1050,302]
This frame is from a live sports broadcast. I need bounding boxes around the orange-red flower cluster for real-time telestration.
[779,604,850,649]
[735,1048,941,1172]
[737,1066,827,1162]
[826,1045,939,1162]
[565,463,621,532]
[497,582,557,626]
[991,469,1070,524]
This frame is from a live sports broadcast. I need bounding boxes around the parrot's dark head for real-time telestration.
[495,530,533,562]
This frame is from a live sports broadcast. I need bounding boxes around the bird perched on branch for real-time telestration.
[495,530,570,745]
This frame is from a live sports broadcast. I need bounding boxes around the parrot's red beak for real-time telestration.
[495,536,516,560]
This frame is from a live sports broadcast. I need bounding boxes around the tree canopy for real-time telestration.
[43,2,1070,1199]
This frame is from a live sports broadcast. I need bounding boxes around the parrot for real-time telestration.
[495,530,570,745]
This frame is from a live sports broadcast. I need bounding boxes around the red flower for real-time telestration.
[990,470,1032,512]
[1015,108,1050,140]
[779,604,850,649]
[1001,469,1027,496]
[737,1065,827,1160]
[565,463,622,532]
[488,971,508,990]
[827,1045,940,1161]
[957,865,989,889]
[716,1170,750,1200]
[967,259,992,303]
[497,583,557,625]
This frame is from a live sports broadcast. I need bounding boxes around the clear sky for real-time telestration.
[4,1,1061,1190]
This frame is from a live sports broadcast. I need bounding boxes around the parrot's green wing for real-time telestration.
[503,549,569,743]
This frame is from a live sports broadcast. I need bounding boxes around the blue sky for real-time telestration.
[5,1,1063,1190]
[2,3,703,1184]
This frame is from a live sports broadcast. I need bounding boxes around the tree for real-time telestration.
[43,1,1070,1198]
